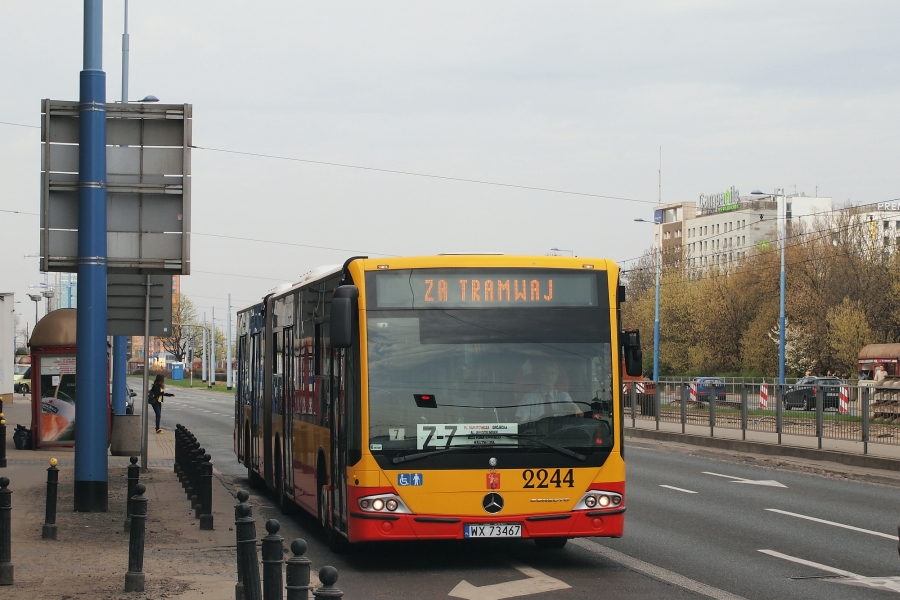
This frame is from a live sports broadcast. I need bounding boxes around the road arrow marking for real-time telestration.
[702,471,787,487]
[660,485,698,494]
[765,508,898,540]
[448,560,569,600]
[759,549,900,593]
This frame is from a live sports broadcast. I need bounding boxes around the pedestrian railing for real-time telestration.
[626,381,899,453]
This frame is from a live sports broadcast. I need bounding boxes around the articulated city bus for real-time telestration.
[235,255,642,548]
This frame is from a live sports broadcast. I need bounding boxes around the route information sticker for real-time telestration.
[416,423,518,450]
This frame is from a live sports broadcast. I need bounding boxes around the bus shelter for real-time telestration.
[29,308,110,449]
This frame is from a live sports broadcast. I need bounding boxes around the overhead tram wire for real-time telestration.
[191,232,388,256]
[190,145,656,205]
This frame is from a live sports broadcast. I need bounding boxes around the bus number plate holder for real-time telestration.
[464,523,522,538]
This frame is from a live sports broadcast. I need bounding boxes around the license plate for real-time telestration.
[464,523,522,538]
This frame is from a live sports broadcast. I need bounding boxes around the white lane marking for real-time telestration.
[202,410,212,413]
[573,539,747,600]
[702,471,787,487]
[759,549,900,592]
[766,508,899,540]
[448,560,569,599]
[660,485,698,494]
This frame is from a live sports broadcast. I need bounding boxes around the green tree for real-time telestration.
[827,298,873,374]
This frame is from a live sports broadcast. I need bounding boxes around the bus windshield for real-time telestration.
[366,308,615,467]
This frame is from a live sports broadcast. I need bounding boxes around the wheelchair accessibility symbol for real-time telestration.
[398,473,423,486]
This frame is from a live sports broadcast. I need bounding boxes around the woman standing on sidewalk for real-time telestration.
[149,374,174,433]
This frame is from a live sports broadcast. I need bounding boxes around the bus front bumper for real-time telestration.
[347,506,624,543]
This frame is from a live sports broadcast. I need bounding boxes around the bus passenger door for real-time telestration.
[283,328,295,499]
[330,346,349,535]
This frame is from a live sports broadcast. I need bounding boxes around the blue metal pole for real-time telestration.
[74,0,109,512]
[653,238,660,381]
[779,190,786,385]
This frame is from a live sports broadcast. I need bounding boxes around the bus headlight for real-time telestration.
[573,490,623,511]
[356,493,412,514]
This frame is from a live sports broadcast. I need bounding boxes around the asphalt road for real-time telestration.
[151,385,900,599]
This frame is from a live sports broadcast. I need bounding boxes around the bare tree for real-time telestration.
[162,293,201,363]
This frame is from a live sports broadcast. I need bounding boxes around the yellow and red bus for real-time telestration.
[235,255,642,548]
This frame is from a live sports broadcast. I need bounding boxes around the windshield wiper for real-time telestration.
[496,434,587,462]
[391,444,482,465]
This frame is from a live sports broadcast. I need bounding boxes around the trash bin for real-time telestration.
[639,394,657,417]
[171,363,184,381]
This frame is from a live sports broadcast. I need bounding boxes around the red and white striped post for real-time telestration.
[759,384,769,410]
[839,386,849,414]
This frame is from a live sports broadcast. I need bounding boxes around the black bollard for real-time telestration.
[184,440,198,497]
[312,566,343,599]
[41,458,59,540]
[235,502,262,600]
[125,456,140,532]
[235,490,250,600]
[262,519,284,600]
[174,425,184,476]
[191,447,205,518]
[124,483,147,593]
[200,455,214,530]
[0,477,11,585]
[285,538,312,600]
[0,415,7,469]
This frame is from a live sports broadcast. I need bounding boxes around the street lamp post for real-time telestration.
[635,219,661,381]
[28,293,43,326]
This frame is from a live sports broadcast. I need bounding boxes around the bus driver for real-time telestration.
[516,361,583,423]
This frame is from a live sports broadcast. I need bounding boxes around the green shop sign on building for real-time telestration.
[699,186,740,214]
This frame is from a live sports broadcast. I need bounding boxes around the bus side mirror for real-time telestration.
[622,329,643,377]
[331,285,360,349]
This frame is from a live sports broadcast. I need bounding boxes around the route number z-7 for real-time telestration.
[522,468,574,489]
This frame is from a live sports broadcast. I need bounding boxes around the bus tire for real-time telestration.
[248,466,264,489]
[534,537,568,549]
[318,482,328,531]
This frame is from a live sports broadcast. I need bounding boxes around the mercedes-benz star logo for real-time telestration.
[482,492,504,514]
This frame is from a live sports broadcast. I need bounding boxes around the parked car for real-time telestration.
[125,384,138,414]
[782,376,842,411]
[13,365,31,394]
[691,377,727,405]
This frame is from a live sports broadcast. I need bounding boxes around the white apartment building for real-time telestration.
[652,188,833,271]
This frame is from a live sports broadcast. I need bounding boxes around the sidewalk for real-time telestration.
[1,395,241,599]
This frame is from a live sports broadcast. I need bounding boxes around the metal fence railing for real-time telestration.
[624,381,898,453]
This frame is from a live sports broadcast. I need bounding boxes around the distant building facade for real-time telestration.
[652,188,833,272]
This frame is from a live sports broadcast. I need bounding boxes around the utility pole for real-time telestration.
[202,312,207,382]
[209,307,215,387]
[111,0,130,418]
[227,294,233,390]
[778,188,786,385]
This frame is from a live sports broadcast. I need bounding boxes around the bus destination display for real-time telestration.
[373,270,599,308]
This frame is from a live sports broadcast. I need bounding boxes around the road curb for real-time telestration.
[625,427,900,472]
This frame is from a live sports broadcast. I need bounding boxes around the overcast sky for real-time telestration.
[2,1,899,335]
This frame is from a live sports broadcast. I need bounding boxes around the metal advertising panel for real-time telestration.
[40,100,191,274]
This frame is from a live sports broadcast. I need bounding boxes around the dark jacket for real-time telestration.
[149,383,174,405]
